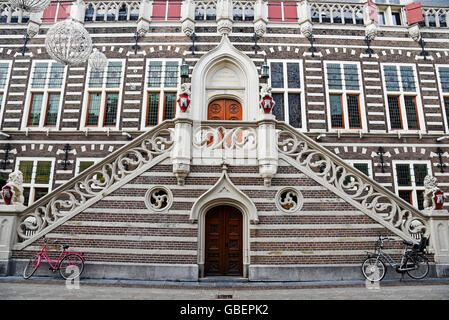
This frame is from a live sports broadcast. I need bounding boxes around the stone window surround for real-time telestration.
[0,60,12,128]
[80,58,126,131]
[323,60,367,133]
[141,58,182,130]
[268,58,306,131]
[15,157,56,206]
[436,64,449,133]
[380,62,425,133]
[21,60,67,131]
[391,159,431,211]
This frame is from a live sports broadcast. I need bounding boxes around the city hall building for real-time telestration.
[0,0,449,281]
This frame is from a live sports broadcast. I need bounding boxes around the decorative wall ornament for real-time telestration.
[260,84,275,114]
[275,187,304,213]
[217,19,233,36]
[1,171,25,206]
[300,21,313,39]
[177,83,192,113]
[16,125,174,241]
[9,0,50,13]
[88,48,108,71]
[144,186,173,212]
[254,20,266,38]
[45,19,93,66]
[182,19,195,37]
[276,123,429,241]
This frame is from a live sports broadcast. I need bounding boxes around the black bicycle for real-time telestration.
[361,236,430,282]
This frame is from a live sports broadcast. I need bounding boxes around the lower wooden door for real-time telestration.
[204,205,243,276]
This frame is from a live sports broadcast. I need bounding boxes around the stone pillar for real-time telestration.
[26,11,43,38]
[424,210,449,277]
[171,113,193,186]
[137,0,152,36]
[254,0,267,38]
[70,0,86,23]
[0,205,24,276]
[181,0,195,37]
[216,0,233,36]
[298,0,313,39]
[257,113,278,187]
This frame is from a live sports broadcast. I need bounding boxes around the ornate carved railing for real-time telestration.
[276,122,429,242]
[192,120,258,161]
[16,120,175,242]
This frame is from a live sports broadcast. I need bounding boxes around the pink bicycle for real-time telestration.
[23,235,85,280]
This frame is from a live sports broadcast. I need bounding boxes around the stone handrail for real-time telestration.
[15,120,175,242]
[276,121,429,242]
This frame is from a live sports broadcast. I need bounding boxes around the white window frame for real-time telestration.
[22,60,67,131]
[323,61,367,132]
[141,58,181,129]
[80,58,126,131]
[348,160,373,178]
[75,157,101,175]
[0,60,12,127]
[392,160,430,210]
[268,59,306,130]
[381,63,425,133]
[15,157,55,206]
[436,64,449,133]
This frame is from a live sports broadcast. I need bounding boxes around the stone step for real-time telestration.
[199,276,249,282]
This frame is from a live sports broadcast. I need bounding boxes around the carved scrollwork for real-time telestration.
[144,186,173,212]
[277,126,429,240]
[193,126,257,150]
[16,126,174,241]
[275,187,304,213]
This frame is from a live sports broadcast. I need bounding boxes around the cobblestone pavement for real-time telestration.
[1,276,449,300]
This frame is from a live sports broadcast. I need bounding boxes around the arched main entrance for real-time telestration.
[204,205,243,276]
[207,99,242,121]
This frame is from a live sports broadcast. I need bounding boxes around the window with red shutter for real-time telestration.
[42,2,58,23]
[167,1,182,21]
[268,1,282,22]
[152,1,167,20]
[56,2,72,22]
[283,2,297,22]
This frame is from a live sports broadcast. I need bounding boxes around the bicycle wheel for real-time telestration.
[59,254,85,280]
[23,254,41,279]
[406,254,429,279]
[361,257,386,282]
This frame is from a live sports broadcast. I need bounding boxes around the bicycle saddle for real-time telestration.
[402,240,414,246]
[63,245,69,250]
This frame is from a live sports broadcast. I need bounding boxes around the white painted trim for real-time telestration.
[380,62,426,133]
[0,60,12,129]
[435,64,449,133]
[20,60,68,131]
[268,59,307,131]
[80,59,126,131]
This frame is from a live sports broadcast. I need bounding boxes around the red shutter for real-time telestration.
[283,2,298,22]
[268,1,282,22]
[56,2,72,21]
[42,2,58,23]
[406,2,423,25]
[167,1,182,21]
[152,1,167,20]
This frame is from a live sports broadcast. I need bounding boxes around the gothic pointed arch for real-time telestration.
[190,35,260,121]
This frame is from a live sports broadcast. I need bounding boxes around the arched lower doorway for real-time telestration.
[208,99,242,121]
[204,205,243,276]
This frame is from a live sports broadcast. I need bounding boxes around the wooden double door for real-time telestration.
[207,99,242,121]
[204,206,243,276]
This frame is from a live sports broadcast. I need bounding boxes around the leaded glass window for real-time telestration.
[269,60,304,128]
[325,62,364,131]
[144,59,180,127]
[387,96,402,129]
[270,62,284,88]
[394,162,429,210]
[383,64,422,131]
[84,60,124,129]
[439,67,449,93]
[17,158,54,206]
